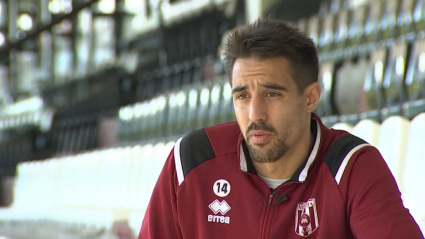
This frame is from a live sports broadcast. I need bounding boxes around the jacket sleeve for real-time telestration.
[138,148,183,239]
[339,146,424,238]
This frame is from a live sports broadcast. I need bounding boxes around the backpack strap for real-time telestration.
[323,134,370,184]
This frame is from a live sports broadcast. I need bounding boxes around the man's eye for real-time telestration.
[236,94,247,99]
[266,92,279,97]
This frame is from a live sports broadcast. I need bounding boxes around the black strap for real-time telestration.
[324,134,368,177]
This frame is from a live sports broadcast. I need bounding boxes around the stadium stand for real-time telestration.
[330,122,354,133]
[377,115,411,191]
[0,0,424,238]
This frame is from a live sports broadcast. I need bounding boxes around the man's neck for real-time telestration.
[252,129,314,180]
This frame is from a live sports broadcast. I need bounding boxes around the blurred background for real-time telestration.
[0,0,424,238]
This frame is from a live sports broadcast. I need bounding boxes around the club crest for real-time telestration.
[295,198,319,237]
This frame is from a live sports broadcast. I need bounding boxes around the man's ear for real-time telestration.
[304,82,322,112]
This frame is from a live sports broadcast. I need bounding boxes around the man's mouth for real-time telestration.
[248,130,273,145]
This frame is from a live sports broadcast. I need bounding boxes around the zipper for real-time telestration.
[259,184,301,239]
[243,172,302,238]
[261,194,274,239]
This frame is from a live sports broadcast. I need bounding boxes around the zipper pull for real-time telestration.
[267,194,273,205]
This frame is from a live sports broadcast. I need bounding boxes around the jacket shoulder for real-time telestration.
[204,122,241,156]
[322,132,371,183]
[176,122,240,178]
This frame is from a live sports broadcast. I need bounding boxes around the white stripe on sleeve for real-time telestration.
[335,144,370,185]
[174,137,185,186]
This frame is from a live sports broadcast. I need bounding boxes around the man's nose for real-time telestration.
[249,95,267,122]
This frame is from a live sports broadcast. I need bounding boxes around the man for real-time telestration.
[139,19,424,238]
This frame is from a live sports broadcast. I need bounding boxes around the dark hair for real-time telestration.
[224,19,318,92]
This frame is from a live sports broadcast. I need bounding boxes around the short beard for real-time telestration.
[245,122,290,163]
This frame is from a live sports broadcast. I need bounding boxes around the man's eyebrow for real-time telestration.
[261,83,290,91]
[232,85,247,94]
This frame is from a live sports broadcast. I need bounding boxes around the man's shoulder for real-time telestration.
[180,121,240,157]
[315,116,365,153]
[174,122,240,181]
[319,127,376,185]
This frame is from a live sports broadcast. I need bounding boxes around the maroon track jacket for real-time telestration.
[139,115,424,238]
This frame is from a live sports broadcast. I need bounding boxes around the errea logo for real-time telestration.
[209,199,231,215]
[208,200,231,225]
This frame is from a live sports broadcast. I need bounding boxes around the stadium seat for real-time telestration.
[147,142,166,198]
[195,84,212,129]
[377,115,410,191]
[61,156,79,207]
[94,150,115,209]
[217,80,234,123]
[164,140,176,160]
[205,79,223,127]
[379,0,399,40]
[82,151,101,208]
[11,158,116,233]
[360,47,387,121]
[135,140,174,212]
[138,143,155,211]
[381,42,408,120]
[55,130,66,153]
[333,9,349,50]
[69,153,89,208]
[335,58,369,116]
[347,4,367,47]
[166,90,188,136]
[112,147,133,209]
[181,63,192,86]
[307,15,320,46]
[165,92,178,136]
[331,122,354,133]
[184,86,200,133]
[172,70,183,90]
[397,0,416,35]
[352,119,381,148]
[316,62,335,118]
[140,79,156,101]
[318,14,334,53]
[13,161,32,207]
[402,113,425,231]
[191,65,202,83]
[71,153,90,207]
[129,211,146,239]
[138,101,151,141]
[413,0,425,32]
[159,74,173,93]
[149,95,168,138]
[130,103,143,141]
[296,18,307,33]
[403,38,425,118]
[126,145,143,209]
[175,90,189,135]
[364,0,383,43]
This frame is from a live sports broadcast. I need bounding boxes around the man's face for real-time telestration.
[232,57,310,164]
